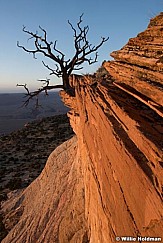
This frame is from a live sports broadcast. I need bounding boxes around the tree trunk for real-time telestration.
[62,73,75,96]
[62,73,70,89]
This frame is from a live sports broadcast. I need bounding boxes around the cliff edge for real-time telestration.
[1,13,163,243]
[2,137,88,242]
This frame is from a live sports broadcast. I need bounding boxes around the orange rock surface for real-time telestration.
[1,13,163,243]
[104,12,163,117]
[2,137,88,243]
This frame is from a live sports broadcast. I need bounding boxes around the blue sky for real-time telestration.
[0,0,162,92]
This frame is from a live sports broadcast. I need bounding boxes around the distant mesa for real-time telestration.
[1,13,163,243]
[0,92,69,135]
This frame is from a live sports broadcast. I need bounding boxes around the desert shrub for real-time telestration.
[95,65,112,82]
[0,214,8,242]
[0,168,6,177]
[6,177,22,190]
[0,192,7,202]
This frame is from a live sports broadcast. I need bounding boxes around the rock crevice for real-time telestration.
[1,13,163,243]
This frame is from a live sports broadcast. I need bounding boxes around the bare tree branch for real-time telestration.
[17,14,109,103]
[16,83,30,95]
[17,80,63,107]
[42,61,62,77]
[67,14,109,72]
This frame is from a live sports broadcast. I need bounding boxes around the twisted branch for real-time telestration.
[17,79,63,107]
[17,14,109,103]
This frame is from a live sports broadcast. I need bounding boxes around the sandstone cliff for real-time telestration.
[104,12,163,117]
[2,137,88,242]
[1,13,163,243]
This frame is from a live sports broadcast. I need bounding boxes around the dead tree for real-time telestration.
[17,14,109,100]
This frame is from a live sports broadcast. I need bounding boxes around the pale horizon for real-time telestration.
[0,0,162,92]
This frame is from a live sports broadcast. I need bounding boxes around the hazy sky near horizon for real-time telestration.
[0,0,162,93]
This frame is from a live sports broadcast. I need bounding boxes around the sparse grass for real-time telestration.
[0,191,7,202]
[0,114,74,197]
[0,214,8,242]
[6,177,22,190]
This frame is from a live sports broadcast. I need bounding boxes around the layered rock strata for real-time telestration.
[104,12,163,117]
[1,13,163,243]
[60,71,163,242]
[61,13,163,241]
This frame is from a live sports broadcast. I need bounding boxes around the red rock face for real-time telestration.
[104,13,163,117]
[60,13,163,242]
[61,73,163,241]
[2,13,163,243]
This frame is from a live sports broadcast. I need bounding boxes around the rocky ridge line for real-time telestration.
[1,13,163,243]
[104,12,163,117]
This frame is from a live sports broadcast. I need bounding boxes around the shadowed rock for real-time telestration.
[1,13,163,243]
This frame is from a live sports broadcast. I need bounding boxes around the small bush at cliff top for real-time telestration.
[95,65,112,82]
